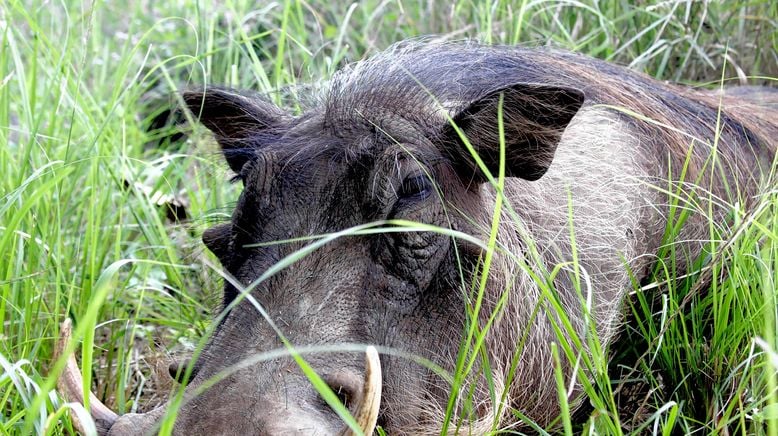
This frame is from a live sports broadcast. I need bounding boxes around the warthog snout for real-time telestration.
[54,319,381,435]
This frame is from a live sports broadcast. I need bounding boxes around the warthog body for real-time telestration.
[60,41,777,434]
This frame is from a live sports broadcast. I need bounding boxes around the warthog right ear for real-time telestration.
[183,88,287,173]
[443,84,584,182]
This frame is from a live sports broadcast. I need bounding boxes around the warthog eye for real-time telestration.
[398,174,433,202]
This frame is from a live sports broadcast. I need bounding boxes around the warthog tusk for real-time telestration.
[344,346,382,436]
[53,319,118,435]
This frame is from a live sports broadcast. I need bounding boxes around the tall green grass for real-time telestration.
[1,0,776,435]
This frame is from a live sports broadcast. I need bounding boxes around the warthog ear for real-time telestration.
[183,88,287,173]
[443,84,584,182]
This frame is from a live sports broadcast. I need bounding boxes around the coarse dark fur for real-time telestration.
[107,41,776,435]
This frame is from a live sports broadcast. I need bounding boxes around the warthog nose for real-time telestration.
[325,347,382,435]
[167,357,201,385]
[324,370,362,409]
[168,358,192,383]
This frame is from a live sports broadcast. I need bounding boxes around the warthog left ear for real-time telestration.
[443,84,584,182]
[183,88,288,173]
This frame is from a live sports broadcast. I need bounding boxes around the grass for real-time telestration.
[1,0,776,434]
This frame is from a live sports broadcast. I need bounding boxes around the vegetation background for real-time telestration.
[1,0,776,434]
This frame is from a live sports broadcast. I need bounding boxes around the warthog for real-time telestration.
[55,41,777,434]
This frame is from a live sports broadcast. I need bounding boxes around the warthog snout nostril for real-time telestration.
[324,371,362,409]
[320,348,382,435]
[168,358,195,384]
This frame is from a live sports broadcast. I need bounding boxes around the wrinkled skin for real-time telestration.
[68,41,776,435]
